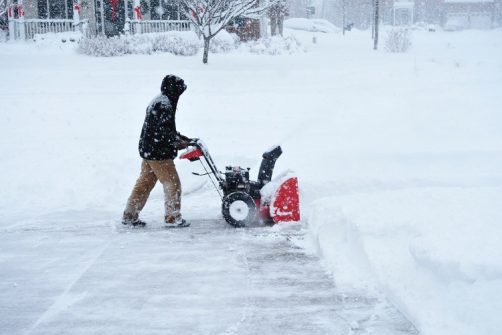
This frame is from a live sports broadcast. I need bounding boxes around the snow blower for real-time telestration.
[180,139,300,227]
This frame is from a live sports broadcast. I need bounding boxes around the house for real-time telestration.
[392,0,414,25]
[5,0,191,40]
[5,0,272,41]
[390,0,499,28]
[303,0,500,29]
[442,0,496,29]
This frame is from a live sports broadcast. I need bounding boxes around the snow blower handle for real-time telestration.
[187,138,200,146]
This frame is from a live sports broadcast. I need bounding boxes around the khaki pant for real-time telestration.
[123,159,181,224]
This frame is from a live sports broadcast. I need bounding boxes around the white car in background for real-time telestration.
[284,18,340,33]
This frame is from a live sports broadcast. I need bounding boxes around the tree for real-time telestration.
[373,0,379,50]
[177,0,273,64]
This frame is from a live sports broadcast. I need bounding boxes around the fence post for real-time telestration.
[17,0,26,40]
[133,0,142,34]
[73,0,81,31]
[124,18,130,34]
[82,20,89,36]
[7,0,15,40]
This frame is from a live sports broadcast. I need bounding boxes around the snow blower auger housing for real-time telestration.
[180,139,300,227]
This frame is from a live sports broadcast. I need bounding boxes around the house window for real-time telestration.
[38,0,74,19]
[150,0,182,20]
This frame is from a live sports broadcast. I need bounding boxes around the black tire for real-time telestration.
[222,192,257,227]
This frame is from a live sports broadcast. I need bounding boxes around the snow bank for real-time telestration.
[34,31,84,44]
[307,187,502,335]
[31,31,84,51]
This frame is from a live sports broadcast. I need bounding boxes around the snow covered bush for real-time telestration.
[78,36,128,57]
[124,34,154,55]
[78,32,201,57]
[242,35,304,55]
[152,32,200,56]
[385,28,412,53]
[209,31,239,53]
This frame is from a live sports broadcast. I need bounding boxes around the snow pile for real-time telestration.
[308,187,502,335]
[284,18,340,33]
[78,31,201,57]
[241,35,305,55]
[33,31,84,48]
[209,30,239,53]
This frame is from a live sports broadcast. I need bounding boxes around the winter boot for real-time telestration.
[165,217,190,228]
[122,218,147,227]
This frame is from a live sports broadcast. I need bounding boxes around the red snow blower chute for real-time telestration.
[180,139,300,227]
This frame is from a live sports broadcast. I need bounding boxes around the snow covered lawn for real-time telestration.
[1,28,501,335]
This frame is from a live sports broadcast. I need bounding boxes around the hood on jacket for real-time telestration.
[161,75,187,99]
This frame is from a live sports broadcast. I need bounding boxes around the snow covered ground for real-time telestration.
[1,27,501,335]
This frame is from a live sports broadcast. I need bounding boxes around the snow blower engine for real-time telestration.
[180,139,300,227]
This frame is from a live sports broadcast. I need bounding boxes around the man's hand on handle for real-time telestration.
[174,132,192,150]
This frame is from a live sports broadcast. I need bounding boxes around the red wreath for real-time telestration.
[7,4,13,18]
[134,6,142,20]
[109,0,120,21]
[17,4,24,17]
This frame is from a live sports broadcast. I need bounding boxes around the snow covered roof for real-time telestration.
[444,0,494,3]
[393,0,414,9]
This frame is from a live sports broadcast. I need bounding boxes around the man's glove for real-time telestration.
[173,139,189,150]
[176,132,191,142]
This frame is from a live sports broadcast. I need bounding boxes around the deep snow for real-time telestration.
[1,27,501,335]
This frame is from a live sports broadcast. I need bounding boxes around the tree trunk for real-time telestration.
[342,0,346,36]
[371,0,375,40]
[373,0,379,50]
[203,37,210,64]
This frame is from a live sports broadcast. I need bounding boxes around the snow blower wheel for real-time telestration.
[222,192,256,227]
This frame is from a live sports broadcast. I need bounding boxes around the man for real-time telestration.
[122,75,191,227]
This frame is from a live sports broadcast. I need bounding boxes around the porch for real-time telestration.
[5,0,191,40]
[8,17,191,40]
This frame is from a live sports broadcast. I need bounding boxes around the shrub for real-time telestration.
[152,32,200,56]
[385,28,412,53]
[209,31,239,53]
[125,34,154,54]
[78,36,128,57]
[78,32,201,57]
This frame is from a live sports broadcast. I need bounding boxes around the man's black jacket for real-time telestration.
[138,75,187,160]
